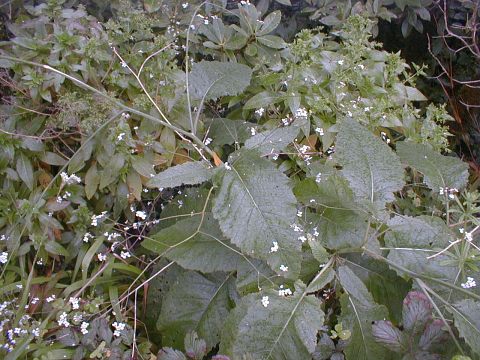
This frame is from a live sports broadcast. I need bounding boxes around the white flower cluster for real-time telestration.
[461,277,476,289]
[69,297,80,310]
[270,241,279,253]
[136,210,147,220]
[279,264,288,272]
[60,172,81,185]
[58,312,70,327]
[294,108,308,118]
[315,127,324,136]
[278,285,292,297]
[255,108,265,117]
[112,321,126,337]
[261,296,269,308]
[0,251,8,264]
[439,187,458,199]
[83,232,94,243]
[91,211,108,226]
[80,321,89,335]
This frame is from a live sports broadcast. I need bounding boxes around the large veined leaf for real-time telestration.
[335,118,405,210]
[188,61,252,101]
[16,153,34,190]
[157,271,235,350]
[142,214,246,273]
[205,118,255,146]
[396,142,469,191]
[294,175,369,250]
[337,266,389,360]
[245,123,302,155]
[450,300,480,355]
[212,148,302,278]
[147,161,214,189]
[220,281,324,359]
[385,216,458,282]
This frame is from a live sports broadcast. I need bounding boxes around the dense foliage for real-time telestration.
[0,1,479,359]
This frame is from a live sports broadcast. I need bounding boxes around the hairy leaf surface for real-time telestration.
[189,61,252,100]
[338,266,389,360]
[396,142,469,191]
[450,299,480,355]
[335,119,404,210]
[147,161,213,189]
[220,281,324,359]
[158,272,235,350]
[213,148,302,277]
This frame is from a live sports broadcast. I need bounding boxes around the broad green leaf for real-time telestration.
[85,163,100,200]
[205,118,254,146]
[189,61,253,101]
[275,0,291,5]
[40,152,67,166]
[385,215,458,282]
[212,148,302,278]
[257,11,281,36]
[126,170,142,201]
[131,156,155,178]
[335,119,405,210]
[450,300,480,355]
[45,241,69,257]
[157,348,187,360]
[402,291,432,335]
[142,214,245,273]
[337,266,389,360]
[235,257,276,295]
[243,91,285,110]
[220,281,324,359]
[396,142,469,191]
[371,320,406,353]
[16,153,34,190]
[257,35,286,49]
[147,161,214,189]
[294,175,369,250]
[158,271,235,350]
[245,125,299,155]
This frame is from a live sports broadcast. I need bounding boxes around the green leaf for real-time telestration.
[189,61,253,101]
[205,118,254,146]
[257,35,286,49]
[142,214,245,273]
[157,271,235,350]
[337,266,389,360]
[294,175,369,250]
[245,125,300,155]
[335,118,405,210]
[131,156,155,178]
[371,320,406,353]
[275,0,291,5]
[40,152,67,166]
[396,142,469,191]
[16,153,34,190]
[450,300,480,355]
[257,11,281,36]
[157,348,187,360]
[212,148,302,278]
[45,241,70,257]
[385,215,458,282]
[147,161,214,189]
[85,163,100,200]
[220,281,324,359]
[243,91,285,110]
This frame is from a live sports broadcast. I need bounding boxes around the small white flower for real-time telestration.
[182,2,189,8]
[315,127,324,136]
[291,224,303,232]
[204,137,212,146]
[83,232,93,243]
[204,19,209,25]
[0,252,8,264]
[347,111,353,117]
[261,296,269,307]
[250,127,257,136]
[31,297,39,305]
[117,133,125,141]
[58,312,70,328]
[461,277,476,289]
[465,232,473,242]
[270,241,279,253]
[280,264,288,272]
[46,295,56,303]
[295,108,308,118]
[80,322,89,335]
[255,108,265,117]
[299,145,310,154]
[357,64,365,70]
[298,236,307,243]
[278,285,293,297]
[32,328,40,337]
[97,253,107,262]
[297,210,303,217]
[112,322,126,337]
[121,61,127,68]
[73,313,83,323]
[224,162,232,170]
[69,297,80,310]
[135,210,147,220]
[439,187,445,195]
[120,251,131,259]
[337,60,344,65]
[315,173,322,183]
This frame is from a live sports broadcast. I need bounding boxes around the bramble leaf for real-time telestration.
[450,300,480,355]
